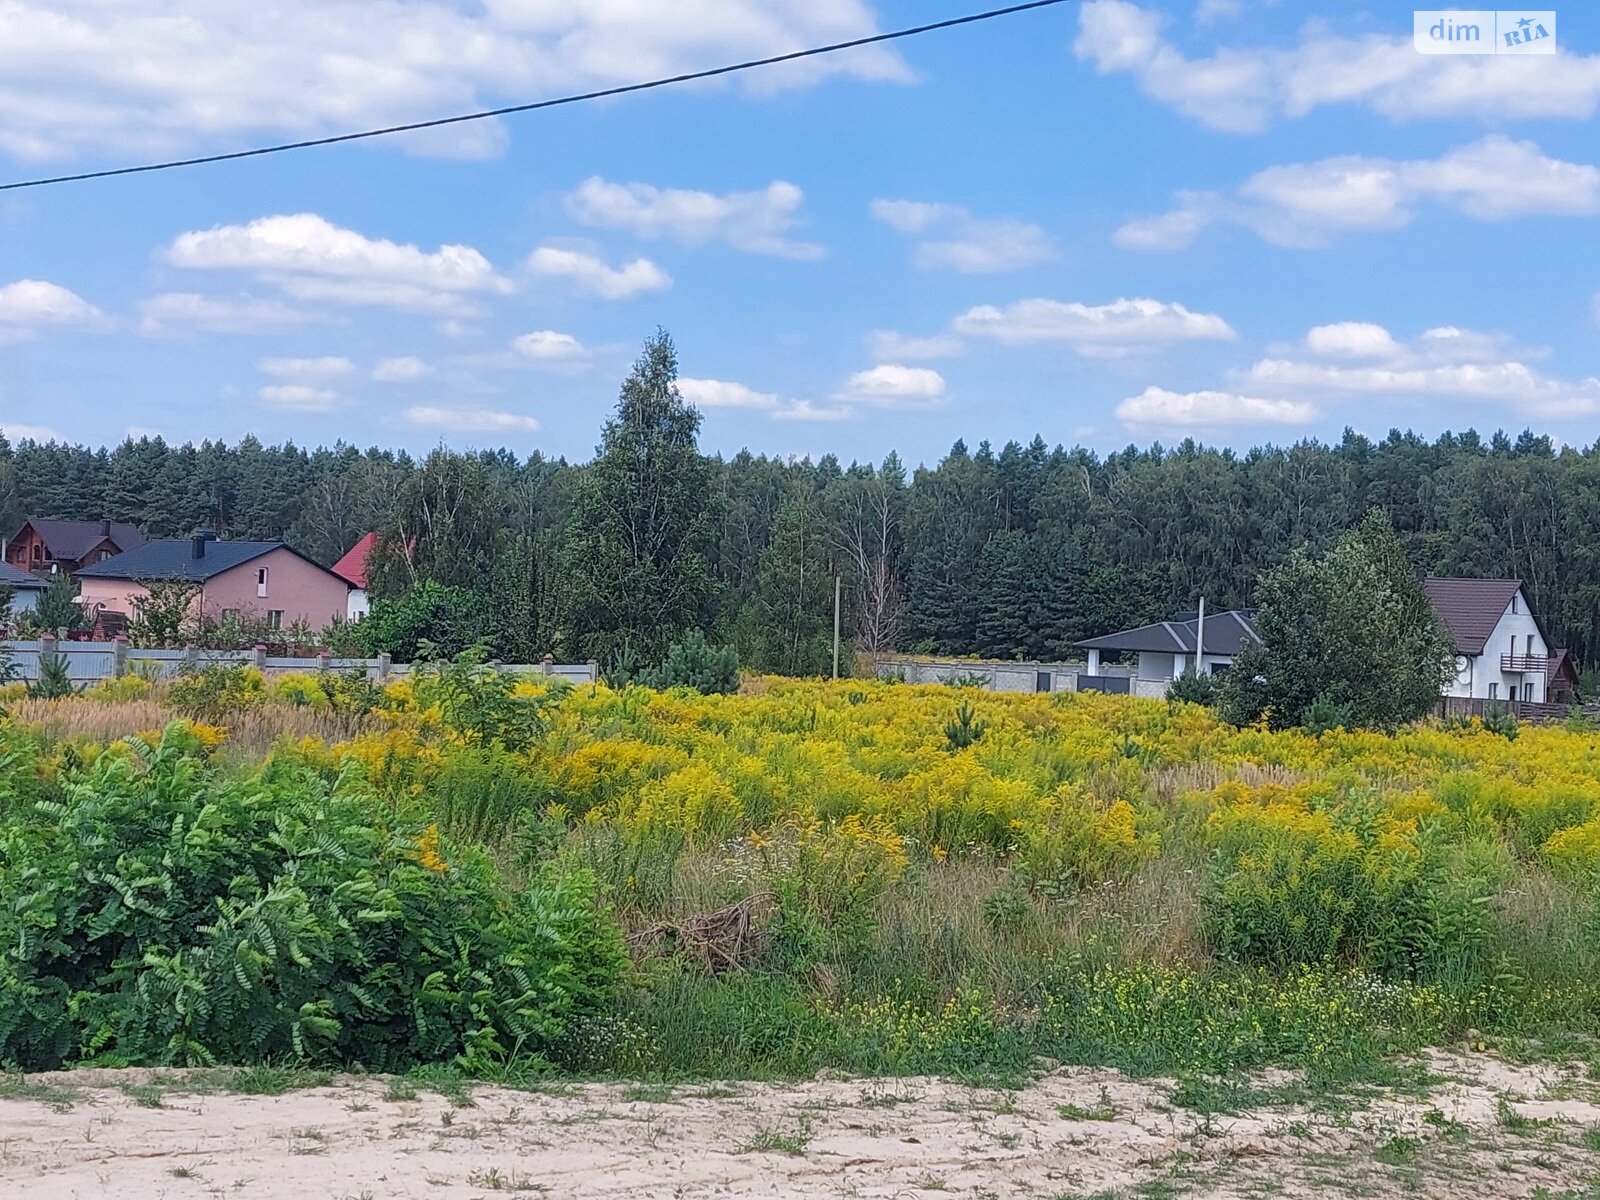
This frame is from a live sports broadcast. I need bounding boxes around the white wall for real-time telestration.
[1442,589,1549,702]
[347,587,370,621]
[1136,651,1176,681]
[9,589,40,614]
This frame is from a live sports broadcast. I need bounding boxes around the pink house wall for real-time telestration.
[77,547,350,630]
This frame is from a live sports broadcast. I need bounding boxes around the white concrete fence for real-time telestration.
[2,636,600,686]
[874,655,1137,695]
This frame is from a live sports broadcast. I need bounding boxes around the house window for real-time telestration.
[1526,634,1534,656]
[220,608,239,621]
[257,566,269,598]
[267,610,284,630]
[1489,683,1499,700]
[1524,682,1534,702]
[1511,594,1519,614]
[31,544,40,561]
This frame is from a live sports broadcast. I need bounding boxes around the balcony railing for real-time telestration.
[1500,654,1546,673]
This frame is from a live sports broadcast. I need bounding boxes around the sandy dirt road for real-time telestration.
[0,1052,1596,1199]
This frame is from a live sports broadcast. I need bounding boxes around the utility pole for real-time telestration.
[832,574,842,680]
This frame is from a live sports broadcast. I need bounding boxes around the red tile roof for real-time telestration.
[331,532,379,588]
[1422,577,1524,656]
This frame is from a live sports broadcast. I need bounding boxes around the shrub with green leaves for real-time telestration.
[168,664,265,718]
[637,631,739,694]
[0,724,625,1072]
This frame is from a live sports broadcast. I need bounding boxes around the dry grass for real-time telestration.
[8,697,383,759]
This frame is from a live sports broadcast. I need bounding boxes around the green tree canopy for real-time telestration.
[562,331,718,664]
[1221,511,1454,730]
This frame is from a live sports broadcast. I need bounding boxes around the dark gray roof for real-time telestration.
[17,518,144,560]
[0,562,47,590]
[1077,610,1260,656]
[1421,577,1526,656]
[76,539,287,583]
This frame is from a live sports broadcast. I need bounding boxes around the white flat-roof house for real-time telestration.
[1075,578,1571,704]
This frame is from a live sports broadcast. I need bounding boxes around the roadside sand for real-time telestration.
[0,1052,1595,1198]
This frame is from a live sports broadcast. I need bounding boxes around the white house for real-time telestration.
[1075,578,1567,705]
[331,533,376,622]
[1075,609,1261,699]
[1422,578,1553,704]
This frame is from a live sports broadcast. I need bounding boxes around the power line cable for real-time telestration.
[1,0,1070,193]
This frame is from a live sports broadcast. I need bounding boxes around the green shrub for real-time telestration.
[943,699,987,751]
[409,647,551,752]
[637,631,739,694]
[0,726,626,1072]
[168,664,265,718]
[1167,670,1217,708]
[27,656,76,699]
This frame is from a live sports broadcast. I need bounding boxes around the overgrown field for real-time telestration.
[3,666,1599,1090]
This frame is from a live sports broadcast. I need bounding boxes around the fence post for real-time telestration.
[184,644,200,672]
[587,659,599,684]
[376,652,391,683]
[252,644,268,672]
[112,634,129,677]
[541,653,555,677]
[38,632,58,678]
[316,650,332,673]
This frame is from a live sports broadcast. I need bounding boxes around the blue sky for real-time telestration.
[1,0,1598,466]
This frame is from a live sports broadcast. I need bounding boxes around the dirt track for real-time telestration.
[0,1053,1596,1198]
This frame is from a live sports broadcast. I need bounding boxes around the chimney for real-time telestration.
[101,520,111,537]
[191,533,214,559]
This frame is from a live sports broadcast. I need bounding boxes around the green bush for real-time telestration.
[27,656,76,699]
[0,726,626,1072]
[168,664,265,718]
[637,631,739,694]
[1202,798,1501,980]
[1166,670,1217,708]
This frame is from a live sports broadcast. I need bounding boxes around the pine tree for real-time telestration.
[562,332,719,665]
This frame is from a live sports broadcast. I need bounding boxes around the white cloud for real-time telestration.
[568,178,823,259]
[372,356,433,383]
[0,279,99,341]
[1119,137,1600,250]
[1236,321,1600,418]
[511,330,591,363]
[678,378,780,410]
[406,404,541,433]
[1193,0,1244,23]
[772,400,854,422]
[137,292,315,335]
[259,355,354,382]
[1116,386,1316,427]
[0,1,908,164]
[0,422,63,443]
[1303,322,1399,360]
[870,199,1054,273]
[952,297,1235,353]
[866,330,963,362]
[259,384,339,412]
[835,364,947,410]
[166,213,510,314]
[1074,0,1600,132]
[526,246,671,300]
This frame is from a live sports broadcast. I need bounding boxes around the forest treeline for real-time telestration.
[3,334,1594,671]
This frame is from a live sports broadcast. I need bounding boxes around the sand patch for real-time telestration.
[0,1053,1594,1198]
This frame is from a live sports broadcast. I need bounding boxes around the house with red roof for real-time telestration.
[331,532,379,621]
